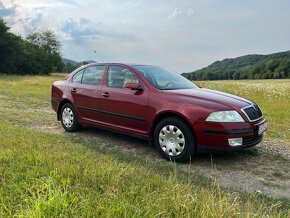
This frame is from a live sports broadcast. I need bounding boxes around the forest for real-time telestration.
[182,51,290,80]
[0,19,63,75]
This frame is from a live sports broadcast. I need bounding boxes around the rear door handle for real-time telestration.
[102,92,110,98]
[71,88,77,93]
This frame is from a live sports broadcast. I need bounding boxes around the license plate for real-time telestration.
[258,122,267,135]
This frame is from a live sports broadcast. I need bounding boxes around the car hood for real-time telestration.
[164,88,252,109]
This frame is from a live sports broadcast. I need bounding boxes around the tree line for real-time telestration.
[0,19,63,75]
[182,51,290,80]
[62,60,95,73]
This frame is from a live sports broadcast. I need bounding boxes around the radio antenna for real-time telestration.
[94,51,104,63]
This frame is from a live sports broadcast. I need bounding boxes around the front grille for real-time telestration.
[243,134,263,147]
[241,104,263,122]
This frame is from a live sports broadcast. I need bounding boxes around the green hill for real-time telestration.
[62,58,78,65]
[62,58,97,73]
[182,51,290,80]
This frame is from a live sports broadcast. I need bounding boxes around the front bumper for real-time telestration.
[194,118,266,153]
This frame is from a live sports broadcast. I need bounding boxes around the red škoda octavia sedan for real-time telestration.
[51,63,267,162]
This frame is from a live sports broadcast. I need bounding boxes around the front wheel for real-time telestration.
[60,103,81,132]
[154,117,195,162]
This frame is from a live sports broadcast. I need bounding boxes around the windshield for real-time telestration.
[133,65,198,90]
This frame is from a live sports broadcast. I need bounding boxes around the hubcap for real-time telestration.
[62,107,74,128]
[159,125,185,156]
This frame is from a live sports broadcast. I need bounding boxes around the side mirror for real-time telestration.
[124,82,143,91]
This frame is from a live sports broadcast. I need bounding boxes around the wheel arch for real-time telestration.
[149,111,196,147]
[57,99,73,121]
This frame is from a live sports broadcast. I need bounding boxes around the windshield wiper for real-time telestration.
[159,88,177,90]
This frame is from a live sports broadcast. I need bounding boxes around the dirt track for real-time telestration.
[51,124,290,200]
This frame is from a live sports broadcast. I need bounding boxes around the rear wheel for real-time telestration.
[60,103,81,132]
[154,117,195,162]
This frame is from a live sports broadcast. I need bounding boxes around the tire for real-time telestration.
[60,103,81,132]
[154,117,195,162]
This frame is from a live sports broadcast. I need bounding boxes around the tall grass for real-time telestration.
[0,120,288,217]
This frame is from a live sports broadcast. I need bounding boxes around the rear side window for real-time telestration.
[82,65,105,85]
[107,65,139,88]
[72,69,84,83]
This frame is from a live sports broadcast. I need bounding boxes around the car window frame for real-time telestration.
[82,65,105,86]
[106,65,141,89]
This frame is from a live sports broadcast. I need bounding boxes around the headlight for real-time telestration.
[206,110,245,122]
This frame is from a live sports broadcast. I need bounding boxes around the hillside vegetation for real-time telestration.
[182,51,290,80]
[62,58,96,73]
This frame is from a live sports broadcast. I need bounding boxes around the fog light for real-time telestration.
[228,138,243,146]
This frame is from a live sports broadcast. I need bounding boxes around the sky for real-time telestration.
[0,0,290,72]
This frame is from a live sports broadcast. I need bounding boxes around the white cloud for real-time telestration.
[167,7,194,19]
[1,0,290,72]
[186,8,194,16]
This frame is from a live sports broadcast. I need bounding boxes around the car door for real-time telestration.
[69,65,105,123]
[99,65,149,135]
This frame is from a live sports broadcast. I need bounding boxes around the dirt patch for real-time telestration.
[258,139,290,159]
[54,126,290,200]
[0,94,7,98]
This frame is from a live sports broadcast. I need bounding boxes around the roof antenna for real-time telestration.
[94,51,104,63]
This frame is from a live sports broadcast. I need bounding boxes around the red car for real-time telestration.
[51,63,267,162]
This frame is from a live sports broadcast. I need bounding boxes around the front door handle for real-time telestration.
[71,88,77,93]
[102,92,110,98]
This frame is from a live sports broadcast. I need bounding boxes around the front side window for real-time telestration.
[133,65,197,90]
[72,69,84,83]
[82,65,105,85]
[107,65,139,88]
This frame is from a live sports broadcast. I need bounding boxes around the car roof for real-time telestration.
[81,62,154,68]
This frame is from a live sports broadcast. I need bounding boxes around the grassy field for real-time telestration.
[0,75,289,217]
